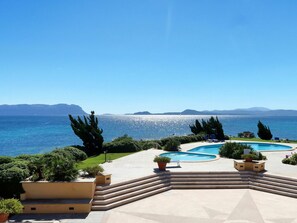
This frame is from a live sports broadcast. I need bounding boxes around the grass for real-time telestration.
[77,152,134,169]
[231,137,297,143]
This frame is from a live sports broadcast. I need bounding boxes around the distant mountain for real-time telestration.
[132,107,297,116]
[133,111,152,115]
[0,104,87,116]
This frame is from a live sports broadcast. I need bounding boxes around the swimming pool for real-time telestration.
[188,142,292,155]
[159,152,217,162]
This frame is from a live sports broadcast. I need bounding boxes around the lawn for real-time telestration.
[77,152,134,169]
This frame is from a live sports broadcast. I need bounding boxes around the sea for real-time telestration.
[0,115,297,156]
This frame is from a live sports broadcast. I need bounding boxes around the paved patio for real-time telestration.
[100,141,297,184]
[10,141,297,223]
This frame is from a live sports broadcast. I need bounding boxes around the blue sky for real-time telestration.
[1,0,297,114]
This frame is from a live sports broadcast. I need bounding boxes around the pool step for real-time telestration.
[92,171,297,211]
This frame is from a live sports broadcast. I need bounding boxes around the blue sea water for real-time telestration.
[0,115,297,156]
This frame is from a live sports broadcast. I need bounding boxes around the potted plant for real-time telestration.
[153,156,171,171]
[0,198,23,222]
[241,153,258,162]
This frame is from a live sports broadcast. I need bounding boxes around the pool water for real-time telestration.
[159,152,217,162]
[188,142,292,155]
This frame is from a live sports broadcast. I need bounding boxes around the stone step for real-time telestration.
[169,173,251,178]
[171,177,249,182]
[249,181,297,195]
[92,186,171,211]
[94,179,171,199]
[171,181,248,186]
[172,184,249,189]
[93,182,171,205]
[96,174,169,192]
[250,184,297,199]
[258,173,297,183]
[251,178,297,191]
[253,175,297,187]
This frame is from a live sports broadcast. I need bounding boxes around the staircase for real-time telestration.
[249,173,297,198]
[170,171,250,189]
[92,173,171,211]
[92,171,297,211]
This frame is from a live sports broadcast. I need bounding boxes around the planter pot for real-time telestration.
[0,213,9,223]
[245,157,253,162]
[157,162,167,171]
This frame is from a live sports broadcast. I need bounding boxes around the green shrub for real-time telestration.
[160,134,204,146]
[15,154,42,163]
[141,141,161,150]
[283,154,297,165]
[0,160,29,171]
[42,153,78,182]
[63,147,87,161]
[83,165,104,177]
[51,148,75,160]
[219,142,265,160]
[0,156,13,165]
[164,138,180,151]
[153,156,171,163]
[103,135,142,153]
[0,167,29,198]
[282,158,291,164]
[0,198,23,214]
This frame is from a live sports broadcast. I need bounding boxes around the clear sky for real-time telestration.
[1,0,297,114]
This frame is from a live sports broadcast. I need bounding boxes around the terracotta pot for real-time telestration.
[0,213,9,223]
[157,162,167,171]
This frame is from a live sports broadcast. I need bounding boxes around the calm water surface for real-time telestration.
[0,115,297,156]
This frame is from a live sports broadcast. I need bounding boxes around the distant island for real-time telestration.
[0,104,87,116]
[131,107,297,116]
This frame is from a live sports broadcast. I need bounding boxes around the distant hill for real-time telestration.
[0,104,87,116]
[133,111,152,115]
[132,107,297,116]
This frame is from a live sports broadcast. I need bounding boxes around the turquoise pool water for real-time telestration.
[188,143,292,155]
[159,152,217,162]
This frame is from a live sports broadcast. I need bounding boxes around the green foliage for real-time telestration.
[82,165,104,177]
[219,142,266,160]
[0,198,23,214]
[241,153,259,160]
[0,166,29,198]
[0,156,13,165]
[153,156,171,163]
[189,120,203,135]
[189,117,225,140]
[257,121,273,140]
[103,135,141,153]
[0,157,30,198]
[282,153,297,165]
[159,134,204,146]
[39,153,78,182]
[63,147,87,161]
[164,138,181,151]
[238,131,255,138]
[69,111,104,156]
[282,158,291,164]
[140,141,161,150]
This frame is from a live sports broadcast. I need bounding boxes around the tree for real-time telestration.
[189,116,225,140]
[189,119,203,134]
[257,120,272,140]
[69,111,104,156]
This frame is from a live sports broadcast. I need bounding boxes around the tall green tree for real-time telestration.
[189,119,203,135]
[189,116,225,140]
[257,120,272,140]
[69,111,104,156]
